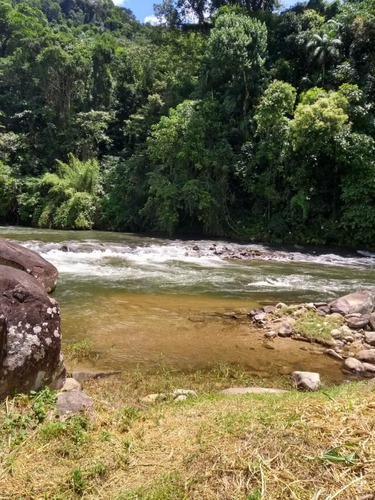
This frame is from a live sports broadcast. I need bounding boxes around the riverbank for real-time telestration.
[1,369,375,499]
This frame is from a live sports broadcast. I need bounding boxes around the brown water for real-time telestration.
[61,292,346,382]
[1,226,374,383]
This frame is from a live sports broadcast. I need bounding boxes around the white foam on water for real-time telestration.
[2,229,375,299]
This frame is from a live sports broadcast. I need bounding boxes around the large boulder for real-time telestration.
[328,291,375,316]
[0,237,58,292]
[0,265,65,400]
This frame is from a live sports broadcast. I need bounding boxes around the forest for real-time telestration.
[0,0,375,247]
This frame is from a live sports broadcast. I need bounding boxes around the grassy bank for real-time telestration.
[1,365,375,500]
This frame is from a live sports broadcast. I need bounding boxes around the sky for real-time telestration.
[112,0,157,23]
[113,0,298,24]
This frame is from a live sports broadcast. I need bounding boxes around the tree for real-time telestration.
[204,9,267,127]
[289,89,349,224]
[18,154,101,229]
[250,80,296,223]
[141,99,234,235]
[307,31,343,82]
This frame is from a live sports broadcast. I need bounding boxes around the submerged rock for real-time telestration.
[0,237,58,293]
[0,265,65,400]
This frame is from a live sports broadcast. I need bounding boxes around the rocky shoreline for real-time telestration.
[248,290,375,381]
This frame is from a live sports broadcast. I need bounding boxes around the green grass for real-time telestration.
[63,338,99,362]
[293,310,343,345]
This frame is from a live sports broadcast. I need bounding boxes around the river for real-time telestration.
[1,226,375,383]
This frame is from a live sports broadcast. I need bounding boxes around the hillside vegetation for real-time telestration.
[1,0,375,246]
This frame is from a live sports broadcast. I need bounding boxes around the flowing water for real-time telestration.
[2,226,375,383]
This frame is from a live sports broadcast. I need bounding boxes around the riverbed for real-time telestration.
[1,226,375,382]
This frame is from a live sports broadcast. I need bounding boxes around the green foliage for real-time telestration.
[39,415,90,447]
[18,154,101,229]
[0,0,375,246]
[0,161,17,220]
[1,387,56,447]
[205,9,267,122]
[142,99,234,235]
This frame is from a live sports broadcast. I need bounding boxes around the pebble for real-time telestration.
[265,330,277,339]
[141,393,167,404]
[331,329,342,338]
[172,389,197,398]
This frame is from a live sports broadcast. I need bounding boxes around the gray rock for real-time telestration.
[317,306,330,315]
[278,323,293,337]
[141,393,167,404]
[356,350,375,363]
[248,308,263,317]
[56,390,94,416]
[343,357,365,374]
[369,314,375,331]
[364,332,375,346]
[345,315,370,330]
[265,330,277,339]
[275,302,287,309]
[0,266,65,400]
[174,395,188,401]
[263,306,276,314]
[254,312,266,322]
[344,335,355,343]
[329,291,375,316]
[220,387,287,395]
[331,329,342,338]
[61,378,81,392]
[325,349,343,361]
[314,302,328,308]
[363,362,375,373]
[172,389,197,398]
[291,371,320,391]
[331,313,345,320]
[0,237,58,293]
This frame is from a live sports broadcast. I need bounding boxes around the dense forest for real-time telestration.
[0,0,375,247]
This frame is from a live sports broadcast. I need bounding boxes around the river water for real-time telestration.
[1,226,375,382]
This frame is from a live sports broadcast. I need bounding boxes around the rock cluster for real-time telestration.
[249,290,375,380]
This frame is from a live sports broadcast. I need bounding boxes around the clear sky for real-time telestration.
[113,0,299,23]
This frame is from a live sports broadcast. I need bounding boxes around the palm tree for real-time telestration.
[307,32,343,83]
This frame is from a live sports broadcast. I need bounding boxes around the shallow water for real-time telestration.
[1,226,374,381]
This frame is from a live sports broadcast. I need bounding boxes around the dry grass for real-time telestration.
[0,369,375,500]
